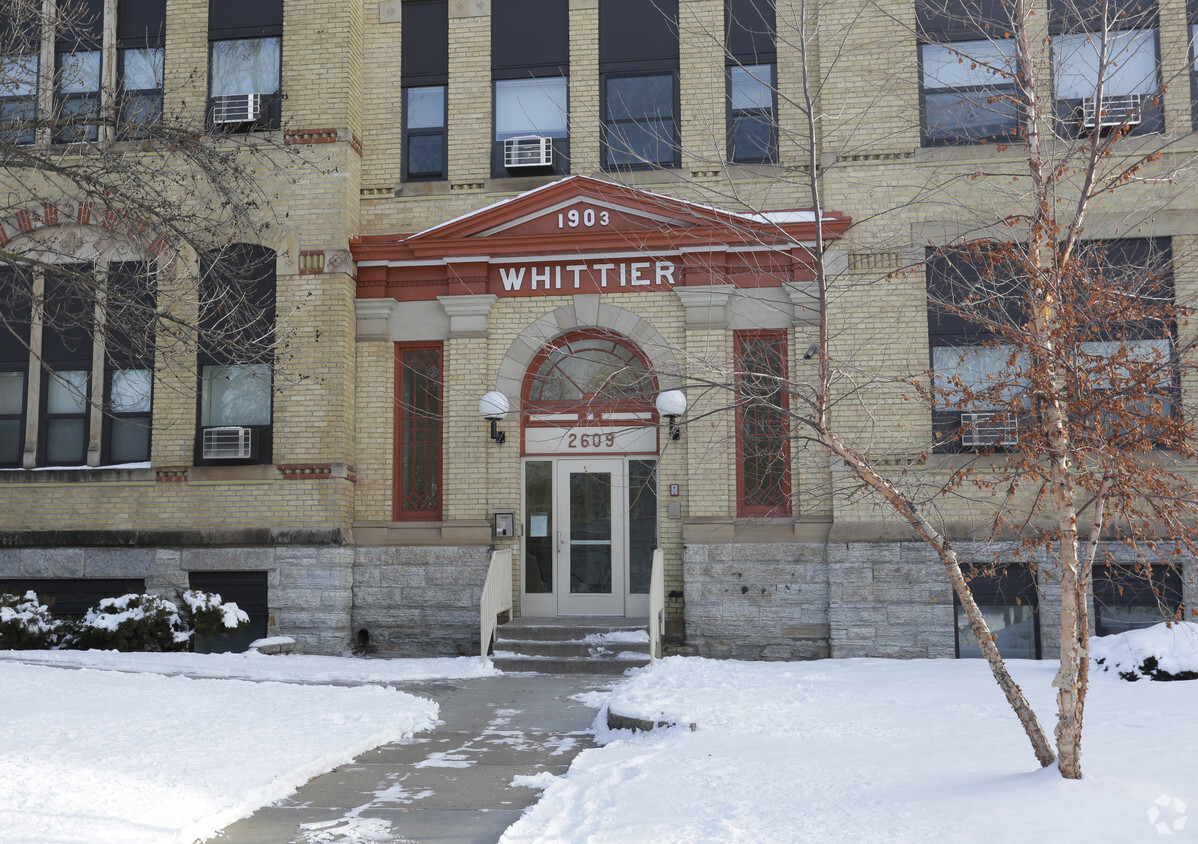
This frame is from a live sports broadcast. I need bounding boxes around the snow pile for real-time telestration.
[582,630,649,645]
[0,662,440,843]
[1091,621,1198,681]
[501,656,1198,843]
[0,648,500,683]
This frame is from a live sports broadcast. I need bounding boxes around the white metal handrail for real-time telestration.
[649,548,665,664]
[480,548,513,667]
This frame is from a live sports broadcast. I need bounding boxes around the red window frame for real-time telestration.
[393,342,443,520]
[735,330,791,516]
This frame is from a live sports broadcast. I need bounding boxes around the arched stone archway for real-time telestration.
[494,298,681,401]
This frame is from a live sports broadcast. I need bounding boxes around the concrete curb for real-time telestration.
[606,708,696,732]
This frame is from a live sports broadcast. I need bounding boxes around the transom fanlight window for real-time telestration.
[527,333,654,404]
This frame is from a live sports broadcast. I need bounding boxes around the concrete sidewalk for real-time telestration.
[215,673,619,844]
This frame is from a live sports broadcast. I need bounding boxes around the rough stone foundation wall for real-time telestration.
[683,542,831,660]
[685,541,1196,661]
[826,542,956,659]
[351,545,491,656]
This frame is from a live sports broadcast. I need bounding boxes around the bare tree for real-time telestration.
[581,0,1198,778]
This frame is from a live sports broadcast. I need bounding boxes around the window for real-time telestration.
[1191,1,1198,128]
[117,0,166,135]
[955,566,1040,659]
[208,0,282,130]
[394,344,442,520]
[2,1,165,144]
[726,0,776,162]
[1094,563,1183,636]
[0,257,155,469]
[928,239,1176,451]
[600,0,679,170]
[729,65,776,162]
[1050,0,1160,136]
[105,368,152,463]
[492,0,569,177]
[916,0,1019,145]
[735,330,790,516]
[0,53,38,145]
[524,332,655,410]
[0,266,32,467]
[197,244,276,464]
[1,7,40,144]
[404,85,446,180]
[920,39,1018,144]
[54,0,103,144]
[402,0,448,181]
[495,78,568,142]
[103,260,155,464]
[39,267,94,466]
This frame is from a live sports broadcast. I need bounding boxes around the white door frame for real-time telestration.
[520,455,656,618]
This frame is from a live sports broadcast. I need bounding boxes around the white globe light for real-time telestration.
[656,390,687,417]
[479,391,510,421]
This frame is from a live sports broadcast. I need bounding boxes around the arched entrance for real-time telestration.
[520,330,659,617]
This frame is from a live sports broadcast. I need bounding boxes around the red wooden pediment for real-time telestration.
[353,176,849,301]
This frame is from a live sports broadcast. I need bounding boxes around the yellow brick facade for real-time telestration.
[1,0,1194,659]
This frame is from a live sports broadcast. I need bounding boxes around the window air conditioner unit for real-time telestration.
[1082,93,1143,129]
[211,93,262,125]
[504,135,553,169]
[961,412,1018,449]
[202,426,256,459]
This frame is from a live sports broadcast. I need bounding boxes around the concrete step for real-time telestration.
[490,652,650,675]
[494,617,649,642]
[489,617,651,675]
[491,639,650,659]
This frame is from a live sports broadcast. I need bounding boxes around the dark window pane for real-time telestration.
[956,603,1038,658]
[0,418,21,464]
[406,133,444,178]
[731,111,775,161]
[570,471,612,593]
[628,460,657,594]
[109,417,150,463]
[599,0,678,66]
[208,0,283,39]
[118,0,167,47]
[401,0,449,82]
[0,371,23,415]
[605,118,674,166]
[45,418,86,465]
[524,461,553,593]
[924,90,1017,141]
[606,75,673,120]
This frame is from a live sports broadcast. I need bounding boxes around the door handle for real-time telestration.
[557,530,563,554]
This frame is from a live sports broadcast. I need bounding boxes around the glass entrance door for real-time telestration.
[557,458,625,615]
[521,457,657,617]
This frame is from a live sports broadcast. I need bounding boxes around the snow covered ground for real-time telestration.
[504,625,1198,843]
[0,648,498,684]
[3,625,1196,843]
[0,653,492,843]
